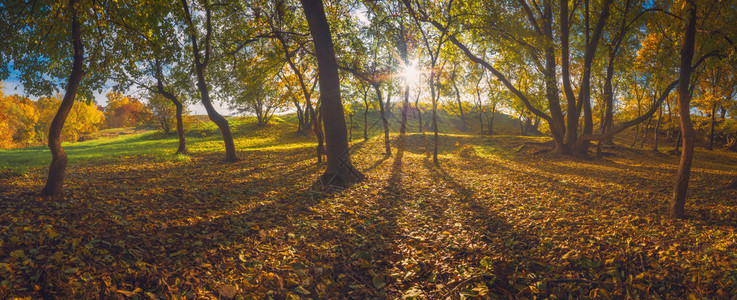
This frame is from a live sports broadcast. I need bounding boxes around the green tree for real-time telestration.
[1,0,116,197]
[180,0,238,162]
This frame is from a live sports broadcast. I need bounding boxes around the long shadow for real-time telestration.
[13,145,327,298]
[420,157,546,297]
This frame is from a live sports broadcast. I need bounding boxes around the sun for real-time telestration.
[400,63,421,87]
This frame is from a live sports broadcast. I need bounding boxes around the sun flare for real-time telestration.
[400,63,421,87]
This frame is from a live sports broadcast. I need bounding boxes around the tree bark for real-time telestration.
[560,0,579,152]
[414,89,423,133]
[363,87,369,140]
[432,81,439,165]
[42,0,84,198]
[182,0,236,162]
[348,112,353,142]
[159,90,187,154]
[452,79,466,131]
[640,115,652,149]
[373,84,391,155]
[310,102,325,163]
[295,99,304,133]
[708,101,716,150]
[653,104,661,152]
[571,0,612,155]
[401,84,410,134]
[489,103,497,135]
[154,69,187,154]
[541,2,566,153]
[301,0,364,187]
[671,0,697,219]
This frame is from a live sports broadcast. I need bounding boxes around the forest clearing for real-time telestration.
[3,0,737,298]
[1,117,736,299]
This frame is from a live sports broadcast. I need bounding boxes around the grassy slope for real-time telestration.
[0,108,524,173]
[1,109,736,298]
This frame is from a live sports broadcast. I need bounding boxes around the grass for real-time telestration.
[0,115,318,173]
[0,108,525,174]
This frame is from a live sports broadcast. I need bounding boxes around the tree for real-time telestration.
[269,2,326,161]
[146,93,179,134]
[338,16,394,156]
[0,0,114,197]
[0,94,39,148]
[106,2,194,155]
[103,92,148,128]
[694,61,735,150]
[408,0,449,165]
[231,72,288,126]
[300,0,364,187]
[180,0,237,162]
[404,0,684,157]
[670,0,697,219]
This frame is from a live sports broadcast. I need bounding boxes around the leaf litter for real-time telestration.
[1,133,736,299]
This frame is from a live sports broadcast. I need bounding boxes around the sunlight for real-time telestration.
[400,62,421,87]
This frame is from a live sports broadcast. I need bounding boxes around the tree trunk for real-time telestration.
[475,89,483,135]
[348,112,353,142]
[709,101,716,150]
[432,90,439,165]
[159,90,187,154]
[541,3,566,154]
[671,1,697,219]
[601,50,616,146]
[301,0,364,187]
[565,0,612,156]
[489,104,496,135]
[429,69,439,164]
[294,98,304,133]
[415,90,423,133]
[666,99,673,140]
[400,84,410,134]
[417,101,423,133]
[478,108,484,135]
[631,96,642,148]
[519,112,526,136]
[194,70,236,162]
[154,66,188,154]
[311,102,325,163]
[363,88,369,140]
[373,84,391,155]
[182,0,236,162]
[42,0,84,198]
[453,81,466,131]
[561,0,579,153]
[653,104,661,152]
[640,115,652,149]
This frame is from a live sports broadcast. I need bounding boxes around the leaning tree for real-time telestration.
[1,0,117,197]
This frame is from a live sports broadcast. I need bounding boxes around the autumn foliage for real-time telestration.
[0,93,104,149]
[103,92,149,129]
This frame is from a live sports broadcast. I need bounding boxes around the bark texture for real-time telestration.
[182,0,237,162]
[42,0,85,198]
[671,1,697,219]
[301,0,364,187]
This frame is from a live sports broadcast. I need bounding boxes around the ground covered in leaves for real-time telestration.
[1,122,737,299]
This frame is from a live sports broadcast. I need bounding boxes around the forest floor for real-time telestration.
[1,117,737,299]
